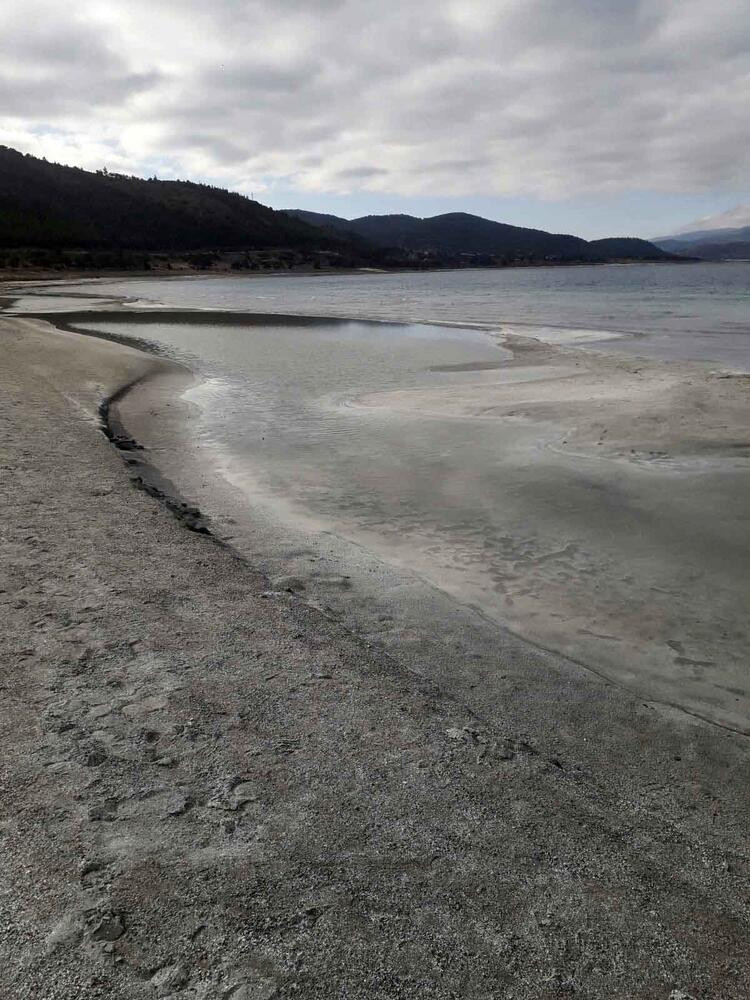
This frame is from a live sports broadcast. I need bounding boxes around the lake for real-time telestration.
[13,260,750,367]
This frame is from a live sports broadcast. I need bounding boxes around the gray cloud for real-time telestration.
[674,204,750,233]
[1,0,749,200]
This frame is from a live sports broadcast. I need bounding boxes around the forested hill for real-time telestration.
[285,209,673,263]
[0,145,675,266]
[0,146,336,251]
[587,237,672,259]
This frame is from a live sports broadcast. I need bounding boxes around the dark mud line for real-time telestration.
[31,307,220,541]
[28,311,173,357]
[98,374,218,540]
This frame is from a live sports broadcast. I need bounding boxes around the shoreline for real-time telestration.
[0,255,705,288]
[2,314,750,994]
[8,292,750,728]
[7,286,750,724]
[106,317,750,734]
[7,266,750,377]
[110,360,749,738]
[21,305,734,747]
[99,371,219,540]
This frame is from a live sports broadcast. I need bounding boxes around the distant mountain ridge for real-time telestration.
[285,209,672,263]
[656,225,750,245]
[655,223,750,260]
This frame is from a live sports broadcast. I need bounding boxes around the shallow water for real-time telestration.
[6,269,750,730]
[69,310,750,732]
[10,259,750,367]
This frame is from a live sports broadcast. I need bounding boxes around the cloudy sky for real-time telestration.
[3,0,750,238]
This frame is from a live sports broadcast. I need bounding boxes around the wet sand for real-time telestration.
[373,334,750,458]
[2,315,750,998]
[109,324,750,734]
[350,335,750,726]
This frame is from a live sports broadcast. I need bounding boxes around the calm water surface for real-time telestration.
[13,260,750,367]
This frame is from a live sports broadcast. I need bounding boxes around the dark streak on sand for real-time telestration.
[99,376,216,539]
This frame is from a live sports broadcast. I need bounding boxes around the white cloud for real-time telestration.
[1,0,749,200]
[672,205,750,234]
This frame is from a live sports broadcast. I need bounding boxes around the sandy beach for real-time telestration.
[1,314,750,998]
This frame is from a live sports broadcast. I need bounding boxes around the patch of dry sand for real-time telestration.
[356,334,750,462]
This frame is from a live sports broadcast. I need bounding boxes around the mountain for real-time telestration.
[655,224,750,259]
[280,209,356,235]
[587,237,672,260]
[656,226,750,246]
[0,145,339,252]
[284,209,672,263]
[0,145,675,267]
[657,205,750,240]
[352,213,590,258]
[661,238,750,260]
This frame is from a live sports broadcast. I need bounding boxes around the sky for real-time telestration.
[2,0,750,239]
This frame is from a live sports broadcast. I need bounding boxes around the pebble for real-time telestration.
[445,726,471,741]
[88,704,112,720]
[151,963,189,995]
[231,782,256,807]
[90,913,125,942]
[164,793,191,816]
[88,799,118,822]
